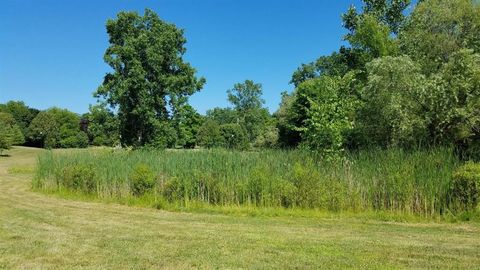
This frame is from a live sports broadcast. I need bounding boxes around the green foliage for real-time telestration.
[205,107,238,125]
[196,119,224,148]
[347,14,398,58]
[28,108,88,149]
[227,80,264,112]
[130,164,156,196]
[342,0,411,35]
[0,101,39,141]
[275,91,301,147]
[219,124,248,150]
[359,56,426,147]
[290,52,350,87]
[56,164,96,194]
[423,49,480,150]
[60,132,89,148]
[86,104,119,146]
[0,112,25,152]
[450,162,480,211]
[296,76,355,157]
[95,9,205,147]
[0,125,13,154]
[400,0,480,74]
[173,104,202,148]
[226,80,272,144]
[254,125,279,148]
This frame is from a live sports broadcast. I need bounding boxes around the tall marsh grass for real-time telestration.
[34,147,462,216]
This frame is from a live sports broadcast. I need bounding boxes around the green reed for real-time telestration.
[34,147,459,216]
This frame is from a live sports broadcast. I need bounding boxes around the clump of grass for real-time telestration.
[8,166,34,174]
[34,147,470,216]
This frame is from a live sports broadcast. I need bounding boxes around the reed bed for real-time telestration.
[34,147,460,216]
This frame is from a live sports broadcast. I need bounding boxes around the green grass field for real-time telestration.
[1,147,480,269]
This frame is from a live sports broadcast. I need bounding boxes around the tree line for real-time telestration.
[1,0,479,159]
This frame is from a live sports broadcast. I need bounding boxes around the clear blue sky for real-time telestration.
[0,0,365,115]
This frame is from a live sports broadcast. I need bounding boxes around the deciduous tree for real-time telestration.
[95,9,205,147]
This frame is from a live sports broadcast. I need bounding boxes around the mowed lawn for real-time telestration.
[0,147,479,269]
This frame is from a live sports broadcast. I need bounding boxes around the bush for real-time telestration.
[450,162,480,211]
[130,164,156,196]
[162,177,184,202]
[220,124,249,150]
[57,164,96,193]
[60,132,89,148]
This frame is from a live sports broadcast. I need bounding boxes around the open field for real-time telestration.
[0,147,479,269]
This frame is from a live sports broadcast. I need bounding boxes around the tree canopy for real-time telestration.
[95,9,205,147]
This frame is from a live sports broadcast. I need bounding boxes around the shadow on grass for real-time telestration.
[0,154,11,157]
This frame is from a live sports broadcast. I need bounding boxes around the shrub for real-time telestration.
[450,162,480,211]
[58,164,96,193]
[162,177,184,202]
[130,164,156,196]
[60,132,89,148]
[220,124,249,150]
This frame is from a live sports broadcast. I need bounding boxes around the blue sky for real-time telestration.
[0,0,365,114]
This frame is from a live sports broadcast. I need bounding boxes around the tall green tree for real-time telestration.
[0,101,39,142]
[227,80,264,112]
[0,112,25,153]
[359,56,427,147]
[95,9,205,147]
[205,108,238,125]
[419,49,480,152]
[297,76,354,157]
[400,0,480,74]
[342,0,411,35]
[227,80,271,143]
[346,14,398,58]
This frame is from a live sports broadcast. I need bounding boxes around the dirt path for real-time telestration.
[0,147,479,269]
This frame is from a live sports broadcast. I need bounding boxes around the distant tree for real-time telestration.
[173,104,203,148]
[227,80,271,143]
[0,112,25,153]
[227,80,264,113]
[86,104,119,146]
[95,9,205,147]
[28,110,58,148]
[254,124,279,148]
[28,108,88,148]
[205,107,238,125]
[219,123,249,150]
[0,101,39,143]
[0,125,13,155]
[196,119,224,148]
[290,50,354,87]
